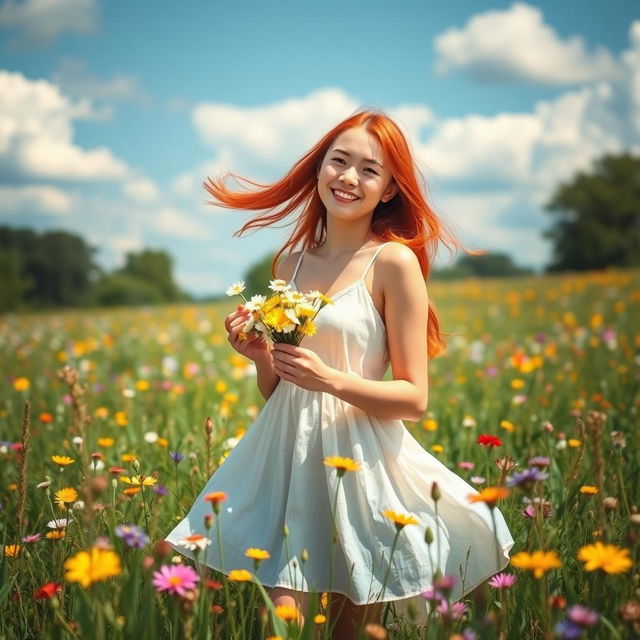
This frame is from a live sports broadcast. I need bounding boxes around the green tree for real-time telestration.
[432,252,532,279]
[243,252,277,295]
[544,153,640,271]
[118,249,182,301]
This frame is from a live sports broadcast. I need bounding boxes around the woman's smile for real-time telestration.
[332,188,360,202]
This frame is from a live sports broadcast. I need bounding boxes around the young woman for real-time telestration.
[165,110,514,638]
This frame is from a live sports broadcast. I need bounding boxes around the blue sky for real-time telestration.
[1,0,639,295]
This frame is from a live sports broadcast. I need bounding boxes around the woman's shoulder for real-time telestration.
[275,250,304,281]
[377,241,421,273]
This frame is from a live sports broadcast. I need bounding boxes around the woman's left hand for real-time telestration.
[271,343,335,392]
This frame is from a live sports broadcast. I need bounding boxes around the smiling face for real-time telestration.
[316,126,398,224]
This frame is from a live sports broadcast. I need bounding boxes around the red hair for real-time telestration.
[203,110,462,358]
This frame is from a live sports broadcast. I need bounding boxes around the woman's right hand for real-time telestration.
[224,304,270,363]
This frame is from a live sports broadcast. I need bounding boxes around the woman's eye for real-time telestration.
[365,167,378,175]
[332,157,345,164]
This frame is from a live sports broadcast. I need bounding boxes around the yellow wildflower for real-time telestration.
[64,547,121,587]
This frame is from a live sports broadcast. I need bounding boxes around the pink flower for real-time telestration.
[152,564,199,596]
[458,461,475,470]
[488,572,517,589]
[437,600,468,622]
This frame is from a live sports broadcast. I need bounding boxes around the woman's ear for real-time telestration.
[381,180,398,203]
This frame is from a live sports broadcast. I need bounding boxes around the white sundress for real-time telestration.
[165,242,515,624]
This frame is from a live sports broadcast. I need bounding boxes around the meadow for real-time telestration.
[1,268,639,640]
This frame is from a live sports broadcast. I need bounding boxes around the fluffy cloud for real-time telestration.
[0,70,129,181]
[434,2,619,86]
[0,185,74,215]
[0,0,97,46]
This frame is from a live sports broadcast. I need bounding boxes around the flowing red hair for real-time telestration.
[203,110,462,358]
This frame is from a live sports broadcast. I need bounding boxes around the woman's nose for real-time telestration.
[339,166,358,185]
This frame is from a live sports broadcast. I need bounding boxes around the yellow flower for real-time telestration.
[580,485,598,495]
[467,487,510,508]
[245,548,270,560]
[51,455,75,467]
[121,453,138,462]
[97,437,115,447]
[115,411,128,427]
[275,604,299,622]
[64,547,121,587]
[568,439,581,448]
[299,321,317,337]
[500,420,515,432]
[261,295,282,314]
[263,306,293,332]
[431,444,444,454]
[383,510,419,530]
[227,569,253,582]
[157,437,169,448]
[314,614,326,624]
[323,456,361,477]
[510,550,562,578]
[135,380,150,391]
[46,530,66,540]
[510,379,525,389]
[4,544,21,557]
[94,406,109,419]
[119,475,157,487]
[13,377,30,392]
[577,542,632,574]
[55,487,79,508]
[215,380,228,393]
[423,419,438,432]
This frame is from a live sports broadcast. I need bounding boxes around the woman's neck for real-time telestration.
[317,216,379,258]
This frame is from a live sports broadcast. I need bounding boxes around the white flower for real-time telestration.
[244,295,266,311]
[556,439,567,450]
[242,316,255,333]
[177,535,212,551]
[283,290,305,304]
[47,518,70,529]
[284,308,300,325]
[122,388,135,398]
[90,459,105,472]
[72,501,85,510]
[307,290,322,300]
[223,436,240,450]
[226,281,246,296]
[462,415,476,428]
[72,436,83,447]
[144,431,158,443]
[268,279,290,292]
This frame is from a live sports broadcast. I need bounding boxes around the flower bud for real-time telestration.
[424,527,434,545]
[431,482,441,502]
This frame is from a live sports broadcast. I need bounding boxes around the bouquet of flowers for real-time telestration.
[226,279,333,346]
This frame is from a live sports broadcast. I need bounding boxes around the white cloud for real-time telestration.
[155,206,213,239]
[0,184,73,214]
[434,2,619,86]
[51,58,150,105]
[0,0,97,46]
[0,70,129,181]
[123,177,160,204]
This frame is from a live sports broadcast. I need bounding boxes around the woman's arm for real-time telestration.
[271,244,429,421]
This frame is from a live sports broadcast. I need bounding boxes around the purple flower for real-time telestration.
[115,524,150,548]
[485,366,499,378]
[22,533,41,543]
[567,605,599,627]
[528,456,551,469]
[507,467,549,492]
[153,484,169,496]
[437,600,468,622]
[488,572,517,589]
[554,620,584,639]
[152,564,199,596]
[169,451,184,463]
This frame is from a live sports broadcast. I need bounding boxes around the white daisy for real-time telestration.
[177,534,212,551]
[226,281,246,296]
[244,295,266,311]
[47,518,70,529]
[242,316,255,333]
[307,290,322,300]
[284,309,301,325]
[268,279,290,292]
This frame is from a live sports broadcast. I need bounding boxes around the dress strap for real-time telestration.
[361,243,390,280]
[290,249,307,285]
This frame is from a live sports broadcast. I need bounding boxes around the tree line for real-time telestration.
[1,151,638,311]
[0,227,187,312]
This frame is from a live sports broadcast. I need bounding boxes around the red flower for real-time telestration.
[35,582,62,599]
[477,434,503,448]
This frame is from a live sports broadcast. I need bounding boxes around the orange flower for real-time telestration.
[580,485,598,495]
[467,487,510,508]
[323,456,361,476]
[511,550,562,578]
[382,510,419,530]
[204,491,228,513]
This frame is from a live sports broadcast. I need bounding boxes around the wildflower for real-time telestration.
[610,431,626,448]
[169,451,184,463]
[506,468,549,492]
[115,524,150,549]
[226,281,246,296]
[34,582,62,599]
[268,279,290,292]
[423,418,438,431]
[437,600,468,622]
[431,444,444,454]
[143,431,157,443]
[123,487,141,496]
[177,534,212,551]
[97,437,115,447]
[477,434,502,448]
[47,518,70,529]
[510,550,562,578]
[314,614,326,624]
[471,476,486,485]
[458,461,474,470]
[603,497,618,511]
[45,531,66,539]
[577,542,632,574]
[121,453,138,463]
[228,569,253,582]
[275,604,299,622]
[467,487,510,509]
[580,486,598,495]
[433,574,458,597]
[462,415,476,428]
[382,510,419,531]
[22,533,41,543]
[4,544,20,557]
[323,456,361,477]
[488,572,517,589]
[13,377,30,391]
[55,487,79,509]
[528,456,551,468]
[204,491,228,514]
[522,497,553,519]
[567,605,599,627]
[37,479,52,489]
[119,475,157,487]
[554,620,585,639]
[64,547,121,587]
[500,420,515,432]
[51,455,74,467]
[152,564,199,596]
[568,439,581,448]
[245,547,270,561]
[153,484,169,496]
[364,623,388,639]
